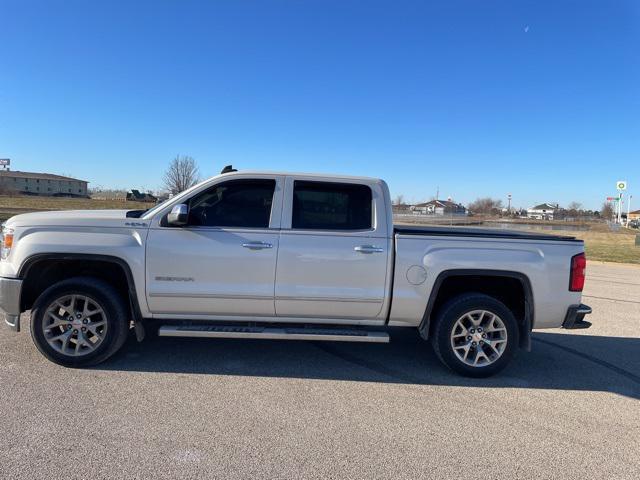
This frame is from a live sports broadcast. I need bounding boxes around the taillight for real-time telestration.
[569,252,586,292]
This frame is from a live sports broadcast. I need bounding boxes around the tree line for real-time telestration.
[89,155,200,198]
[394,194,615,219]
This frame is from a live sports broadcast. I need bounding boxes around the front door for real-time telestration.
[146,177,282,317]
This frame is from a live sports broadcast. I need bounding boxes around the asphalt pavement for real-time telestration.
[1,262,639,479]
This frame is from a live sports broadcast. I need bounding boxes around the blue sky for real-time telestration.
[1,0,638,209]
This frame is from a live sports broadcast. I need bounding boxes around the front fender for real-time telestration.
[8,226,150,317]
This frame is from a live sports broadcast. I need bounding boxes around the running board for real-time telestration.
[158,325,390,343]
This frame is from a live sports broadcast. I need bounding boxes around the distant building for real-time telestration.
[156,192,171,203]
[527,203,558,220]
[628,210,640,221]
[126,189,157,202]
[392,203,412,214]
[0,170,88,197]
[411,199,467,216]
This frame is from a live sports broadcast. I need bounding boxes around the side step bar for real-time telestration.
[158,324,390,343]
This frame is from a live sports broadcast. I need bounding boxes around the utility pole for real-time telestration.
[618,192,623,224]
[628,195,633,227]
[507,194,512,215]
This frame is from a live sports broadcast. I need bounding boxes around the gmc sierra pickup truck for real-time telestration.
[0,169,592,376]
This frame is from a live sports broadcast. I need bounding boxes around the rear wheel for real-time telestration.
[30,277,130,367]
[431,293,519,377]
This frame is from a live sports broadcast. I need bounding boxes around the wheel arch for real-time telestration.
[418,269,534,350]
[18,253,143,322]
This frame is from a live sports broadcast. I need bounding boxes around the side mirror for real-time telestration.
[167,204,189,226]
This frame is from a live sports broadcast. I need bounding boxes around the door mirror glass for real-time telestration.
[167,204,189,226]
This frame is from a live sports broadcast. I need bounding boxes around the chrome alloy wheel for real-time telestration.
[450,310,508,367]
[42,294,108,357]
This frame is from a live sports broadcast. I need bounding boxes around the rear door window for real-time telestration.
[292,181,372,230]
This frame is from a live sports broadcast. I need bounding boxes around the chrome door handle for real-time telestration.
[354,245,384,254]
[242,242,273,250]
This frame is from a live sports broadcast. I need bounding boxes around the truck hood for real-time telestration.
[4,210,145,228]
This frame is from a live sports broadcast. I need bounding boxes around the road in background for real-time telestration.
[1,263,638,479]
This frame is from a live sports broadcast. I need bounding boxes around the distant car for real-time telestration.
[1,169,591,377]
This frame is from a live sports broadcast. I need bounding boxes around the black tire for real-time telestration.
[430,293,519,378]
[30,277,130,367]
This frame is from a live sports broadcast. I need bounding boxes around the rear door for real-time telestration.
[275,177,392,322]
[146,175,283,317]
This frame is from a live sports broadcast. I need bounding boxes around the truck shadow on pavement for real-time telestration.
[100,328,640,399]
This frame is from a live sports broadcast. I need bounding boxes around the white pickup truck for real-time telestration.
[0,169,591,376]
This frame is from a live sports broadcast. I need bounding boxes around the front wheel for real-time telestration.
[30,277,130,367]
[430,293,519,377]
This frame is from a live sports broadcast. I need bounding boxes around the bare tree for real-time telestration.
[163,155,200,195]
[566,201,583,220]
[393,194,405,206]
[600,202,614,220]
[468,197,503,215]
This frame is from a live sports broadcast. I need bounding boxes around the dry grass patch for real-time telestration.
[0,195,155,211]
[569,229,640,265]
[0,195,155,221]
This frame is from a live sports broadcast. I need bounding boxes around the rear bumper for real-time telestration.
[0,277,23,332]
[562,303,592,330]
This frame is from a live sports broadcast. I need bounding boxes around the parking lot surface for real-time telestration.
[1,262,639,479]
